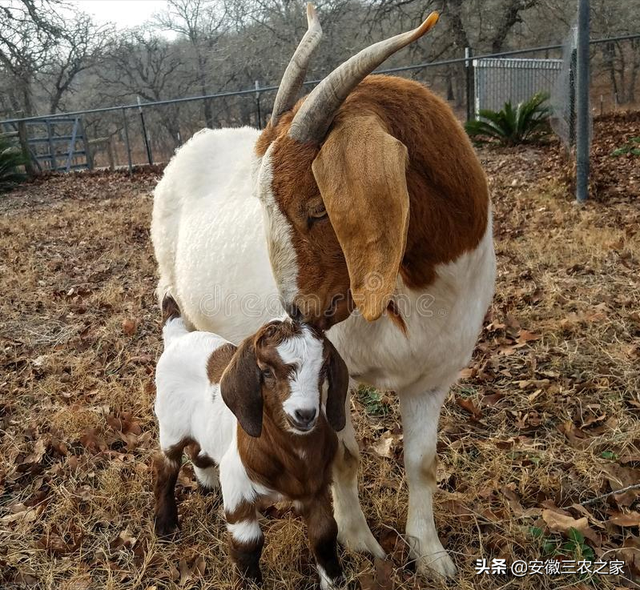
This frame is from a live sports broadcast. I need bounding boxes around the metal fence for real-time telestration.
[1,33,639,173]
[474,58,563,114]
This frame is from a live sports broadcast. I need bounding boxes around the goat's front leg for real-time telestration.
[301,491,343,590]
[399,386,457,578]
[220,453,264,585]
[331,386,385,558]
[226,501,263,585]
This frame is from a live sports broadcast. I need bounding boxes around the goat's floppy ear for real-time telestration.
[312,114,410,322]
[220,338,263,438]
[325,340,349,431]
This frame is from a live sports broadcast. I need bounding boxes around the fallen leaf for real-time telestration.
[359,558,394,590]
[110,528,136,551]
[122,319,138,336]
[455,396,482,418]
[517,330,541,343]
[482,392,505,406]
[179,559,192,585]
[458,367,475,379]
[373,431,400,459]
[604,464,640,491]
[193,556,206,577]
[608,511,640,527]
[542,509,600,544]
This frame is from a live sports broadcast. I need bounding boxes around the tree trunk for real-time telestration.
[627,41,639,104]
[446,0,470,50]
[196,50,214,128]
[19,74,36,117]
[604,43,620,104]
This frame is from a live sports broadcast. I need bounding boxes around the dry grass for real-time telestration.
[1,123,639,590]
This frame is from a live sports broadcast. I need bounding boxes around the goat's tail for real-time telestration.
[161,294,189,345]
[162,294,181,323]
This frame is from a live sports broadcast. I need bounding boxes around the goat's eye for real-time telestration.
[261,368,274,380]
[307,205,328,228]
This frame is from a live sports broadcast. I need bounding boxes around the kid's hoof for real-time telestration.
[154,515,179,538]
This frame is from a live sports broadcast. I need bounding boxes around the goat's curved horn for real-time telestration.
[289,11,439,143]
[270,3,322,127]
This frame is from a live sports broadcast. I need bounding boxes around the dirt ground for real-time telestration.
[1,115,639,590]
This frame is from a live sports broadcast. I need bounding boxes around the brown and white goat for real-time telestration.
[153,296,348,587]
[152,4,496,578]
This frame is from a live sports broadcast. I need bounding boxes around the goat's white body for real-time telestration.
[152,128,495,392]
[155,317,236,466]
[152,127,279,344]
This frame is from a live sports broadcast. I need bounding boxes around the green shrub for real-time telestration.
[611,137,640,157]
[465,92,552,146]
[0,134,27,193]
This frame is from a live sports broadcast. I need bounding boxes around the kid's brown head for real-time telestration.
[220,318,349,438]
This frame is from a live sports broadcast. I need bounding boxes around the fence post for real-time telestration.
[255,80,262,129]
[17,119,36,177]
[79,118,93,170]
[576,0,590,203]
[122,108,133,173]
[569,33,577,149]
[46,119,58,171]
[465,47,474,121]
[137,96,153,166]
[106,138,115,171]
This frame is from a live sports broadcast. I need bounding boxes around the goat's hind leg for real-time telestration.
[153,441,187,537]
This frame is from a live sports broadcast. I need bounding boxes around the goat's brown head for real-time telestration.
[254,5,439,329]
[220,318,349,438]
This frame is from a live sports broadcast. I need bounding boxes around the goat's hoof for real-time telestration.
[234,572,262,589]
[154,516,179,538]
[318,568,344,590]
[414,550,457,578]
[337,523,386,559]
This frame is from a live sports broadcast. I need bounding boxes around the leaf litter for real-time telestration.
[1,116,640,588]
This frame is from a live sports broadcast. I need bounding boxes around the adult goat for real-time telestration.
[151,5,495,577]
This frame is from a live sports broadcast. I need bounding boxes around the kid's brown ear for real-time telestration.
[220,338,263,438]
[325,340,349,431]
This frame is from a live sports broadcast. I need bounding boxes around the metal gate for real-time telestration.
[1,116,93,173]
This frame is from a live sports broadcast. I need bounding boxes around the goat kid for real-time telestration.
[153,296,348,587]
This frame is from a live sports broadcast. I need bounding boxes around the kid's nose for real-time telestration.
[294,408,317,428]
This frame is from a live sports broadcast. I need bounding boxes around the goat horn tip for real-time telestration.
[417,11,439,37]
[306,3,318,24]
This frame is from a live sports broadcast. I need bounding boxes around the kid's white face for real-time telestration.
[276,325,325,434]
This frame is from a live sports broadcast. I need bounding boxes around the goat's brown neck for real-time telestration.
[237,411,338,501]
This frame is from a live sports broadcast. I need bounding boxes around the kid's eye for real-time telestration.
[262,368,274,379]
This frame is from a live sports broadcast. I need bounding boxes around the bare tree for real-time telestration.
[154,0,229,127]
[98,27,191,145]
[39,14,114,113]
[0,0,65,115]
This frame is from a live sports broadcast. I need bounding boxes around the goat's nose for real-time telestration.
[294,408,317,426]
[285,302,303,322]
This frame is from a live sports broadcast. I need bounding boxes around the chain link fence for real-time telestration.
[474,57,563,114]
[1,34,639,172]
